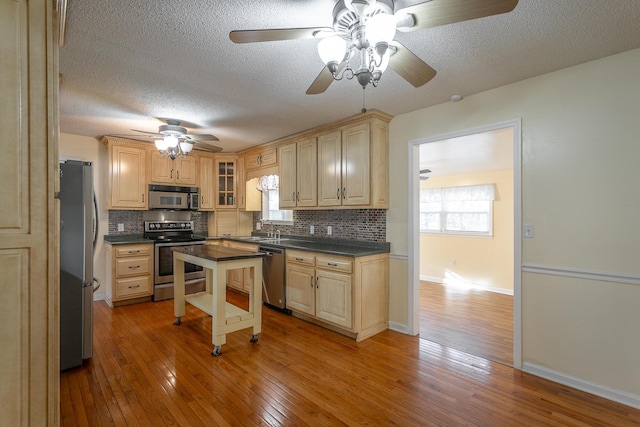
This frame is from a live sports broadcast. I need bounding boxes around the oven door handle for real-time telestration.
[155,240,205,248]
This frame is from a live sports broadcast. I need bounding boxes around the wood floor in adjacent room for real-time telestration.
[60,292,640,426]
[419,281,513,366]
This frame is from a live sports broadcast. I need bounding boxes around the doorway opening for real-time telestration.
[408,120,522,368]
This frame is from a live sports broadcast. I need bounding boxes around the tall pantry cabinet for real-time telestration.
[1,0,60,425]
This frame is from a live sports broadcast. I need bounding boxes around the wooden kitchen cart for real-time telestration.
[172,245,265,356]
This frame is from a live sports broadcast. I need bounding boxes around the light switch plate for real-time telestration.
[117,223,124,232]
[524,223,534,238]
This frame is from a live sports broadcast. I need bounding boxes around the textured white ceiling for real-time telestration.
[59,0,640,153]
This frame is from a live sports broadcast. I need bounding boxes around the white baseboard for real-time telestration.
[420,275,514,296]
[388,321,411,335]
[523,362,640,410]
[93,293,105,302]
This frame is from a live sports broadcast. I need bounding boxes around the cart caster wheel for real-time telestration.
[211,346,221,357]
[250,335,259,343]
[173,317,182,326]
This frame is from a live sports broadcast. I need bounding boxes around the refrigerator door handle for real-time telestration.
[93,192,99,250]
[92,277,101,293]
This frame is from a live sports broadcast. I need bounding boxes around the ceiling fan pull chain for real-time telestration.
[361,87,367,113]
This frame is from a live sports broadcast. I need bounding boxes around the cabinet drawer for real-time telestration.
[115,276,152,299]
[115,244,152,258]
[316,255,352,273]
[287,250,315,266]
[115,256,151,277]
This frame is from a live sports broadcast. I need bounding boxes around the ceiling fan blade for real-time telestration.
[185,133,219,142]
[306,66,335,95]
[192,141,223,153]
[230,27,334,44]
[306,61,349,95]
[395,0,518,32]
[388,41,436,88]
[131,128,161,136]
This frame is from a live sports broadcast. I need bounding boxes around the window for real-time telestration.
[262,188,293,224]
[420,184,495,236]
[257,175,293,225]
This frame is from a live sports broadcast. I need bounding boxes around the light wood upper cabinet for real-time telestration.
[237,156,246,209]
[199,154,216,211]
[317,130,343,206]
[150,152,197,186]
[317,123,370,207]
[279,137,317,208]
[215,155,237,209]
[245,146,277,170]
[341,122,370,206]
[108,142,147,209]
[245,110,390,210]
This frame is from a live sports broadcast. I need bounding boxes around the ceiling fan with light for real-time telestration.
[230,0,518,94]
[128,119,222,159]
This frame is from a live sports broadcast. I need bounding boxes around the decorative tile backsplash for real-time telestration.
[108,209,386,242]
[107,210,145,235]
[253,209,387,242]
[107,210,208,235]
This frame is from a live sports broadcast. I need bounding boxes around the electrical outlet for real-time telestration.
[256,222,261,230]
[310,225,314,234]
[451,259,456,266]
[117,223,124,232]
[327,225,332,236]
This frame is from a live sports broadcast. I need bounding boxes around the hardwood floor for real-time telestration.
[60,292,640,426]
[419,281,513,366]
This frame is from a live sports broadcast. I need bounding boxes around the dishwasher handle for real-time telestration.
[258,246,284,256]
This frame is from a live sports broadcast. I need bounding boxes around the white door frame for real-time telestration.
[407,118,522,369]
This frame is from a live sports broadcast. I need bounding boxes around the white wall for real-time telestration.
[388,48,640,404]
[420,170,514,293]
[59,134,108,300]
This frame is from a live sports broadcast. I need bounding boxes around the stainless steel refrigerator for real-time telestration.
[59,160,98,370]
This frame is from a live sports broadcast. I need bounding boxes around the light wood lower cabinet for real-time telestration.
[105,243,154,307]
[286,249,388,341]
[221,240,259,293]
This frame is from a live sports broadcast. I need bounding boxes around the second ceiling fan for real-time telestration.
[230,0,519,94]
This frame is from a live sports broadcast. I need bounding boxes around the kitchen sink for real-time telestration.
[237,236,290,243]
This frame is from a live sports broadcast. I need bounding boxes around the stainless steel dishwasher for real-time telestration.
[258,245,290,314]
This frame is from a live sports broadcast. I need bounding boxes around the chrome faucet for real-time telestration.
[276,229,281,239]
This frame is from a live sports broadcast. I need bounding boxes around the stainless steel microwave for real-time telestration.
[148,185,199,210]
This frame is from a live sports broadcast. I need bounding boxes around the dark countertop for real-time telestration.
[173,245,265,262]
[104,234,151,245]
[104,233,389,257]
[212,234,390,258]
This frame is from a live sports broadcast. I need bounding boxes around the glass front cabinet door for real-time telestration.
[215,155,237,209]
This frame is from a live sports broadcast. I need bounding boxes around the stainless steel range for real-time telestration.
[143,211,205,301]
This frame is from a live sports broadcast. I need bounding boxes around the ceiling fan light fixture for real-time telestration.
[366,12,395,55]
[317,35,347,68]
[179,141,193,154]
[155,138,168,151]
[164,134,179,148]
